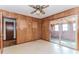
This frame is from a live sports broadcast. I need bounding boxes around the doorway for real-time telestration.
[6,22,15,40]
[3,17,16,47]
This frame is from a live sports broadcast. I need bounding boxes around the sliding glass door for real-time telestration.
[50,15,77,49]
[60,22,77,49]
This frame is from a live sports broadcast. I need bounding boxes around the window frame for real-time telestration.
[73,22,76,31]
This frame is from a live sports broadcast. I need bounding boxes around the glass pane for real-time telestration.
[62,24,68,31]
[50,24,60,44]
[54,25,59,31]
[61,23,77,49]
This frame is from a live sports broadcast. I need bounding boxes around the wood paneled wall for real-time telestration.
[0,12,3,50]
[0,9,42,44]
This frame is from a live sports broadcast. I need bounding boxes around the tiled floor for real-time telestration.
[0,40,79,54]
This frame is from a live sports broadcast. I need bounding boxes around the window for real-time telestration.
[54,25,59,31]
[73,23,76,31]
[62,24,68,31]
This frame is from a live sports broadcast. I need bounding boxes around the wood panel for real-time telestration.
[0,9,41,44]
[32,19,38,40]
[0,12,3,53]
[0,12,2,48]
[38,20,42,39]
[41,19,50,41]
[16,14,41,44]
[26,17,33,41]
[16,15,27,43]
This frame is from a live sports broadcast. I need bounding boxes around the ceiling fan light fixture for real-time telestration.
[36,10,40,14]
[29,5,49,15]
[36,10,43,16]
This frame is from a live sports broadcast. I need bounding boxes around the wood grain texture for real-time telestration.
[0,12,3,53]
[41,19,50,41]
[0,9,41,45]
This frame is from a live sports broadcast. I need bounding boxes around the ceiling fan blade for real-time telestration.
[29,5,37,9]
[41,5,49,9]
[31,10,37,14]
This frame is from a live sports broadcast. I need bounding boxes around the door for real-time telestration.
[6,22,14,40]
[50,15,77,49]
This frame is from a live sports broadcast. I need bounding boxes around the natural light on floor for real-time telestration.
[0,40,79,54]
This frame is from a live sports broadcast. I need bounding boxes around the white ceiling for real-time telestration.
[0,5,78,19]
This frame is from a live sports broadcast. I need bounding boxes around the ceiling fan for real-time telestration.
[29,5,49,15]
